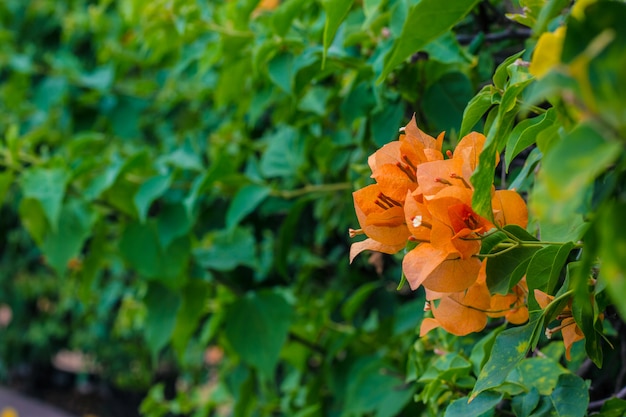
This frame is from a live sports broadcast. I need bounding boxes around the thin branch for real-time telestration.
[456,28,533,45]
[288,332,326,355]
[588,386,626,412]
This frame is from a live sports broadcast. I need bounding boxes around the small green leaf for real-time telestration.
[541,123,621,207]
[598,201,626,321]
[194,227,257,271]
[224,290,294,378]
[226,184,271,230]
[260,126,305,178]
[525,243,574,310]
[172,280,211,360]
[445,391,503,417]
[268,53,294,94]
[422,72,474,134]
[471,321,537,400]
[144,283,181,364]
[41,200,97,276]
[20,167,70,231]
[486,244,539,295]
[548,373,589,417]
[341,282,381,321]
[0,170,14,204]
[460,85,494,138]
[508,357,566,395]
[505,109,556,171]
[511,387,540,417]
[322,0,354,67]
[134,174,172,223]
[378,0,480,82]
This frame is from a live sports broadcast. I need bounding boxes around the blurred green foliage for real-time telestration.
[1,0,625,416]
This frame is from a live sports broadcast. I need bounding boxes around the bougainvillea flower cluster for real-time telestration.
[350,117,529,336]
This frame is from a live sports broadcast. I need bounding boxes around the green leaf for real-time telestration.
[472,79,531,218]
[341,357,414,417]
[272,0,311,37]
[260,126,305,178]
[444,391,503,417]
[20,167,70,231]
[226,184,271,230]
[460,85,494,138]
[134,174,172,223]
[470,321,537,400]
[0,171,14,204]
[120,222,190,286]
[172,280,210,359]
[469,326,504,377]
[422,72,474,134]
[599,398,626,417]
[493,51,525,90]
[486,244,540,295]
[341,282,381,321]
[505,109,555,171]
[378,0,480,82]
[548,373,589,417]
[194,227,257,271]
[322,0,354,67]
[423,32,475,65]
[525,243,574,309]
[540,123,621,208]
[507,357,566,395]
[268,53,294,94]
[511,387,540,417]
[370,101,404,147]
[598,201,626,321]
[224,290,294,378]
[41,200,97,276]
[144,283,181,364]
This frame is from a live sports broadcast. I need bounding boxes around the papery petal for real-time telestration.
[403,244,482,293]
[350,238,406,263]
[428,282,491,336]
[402,115,442,151]
[415,159,464,198]
[353,185,410,246]
[368,142,403,172]
[492,190,528,228]
[506,307,529,324]
[404,190,432,241]
[561,317,585,360]
[371,164,417,202]
[419,317,441,336]
[534,289,554,309]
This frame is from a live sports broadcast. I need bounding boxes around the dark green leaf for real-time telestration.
[226,184,271,230]
[378,0,480,81]
[134,174,172,223]
[224,290,294,378]
[460,85,494,138]
[548,373,589,417]
[444,391,503,417]
[471,321,537,400]
[20,167,70,231]
[322,0,354,66]
[144,283,181,364]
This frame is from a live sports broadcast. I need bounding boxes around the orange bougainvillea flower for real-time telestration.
[534,289,585,360]
[368,115,444,202]
[420,262,529,336]
[420,280,491,336]
[350,184,410,262]
[350,118,531,339]
[487,278,529,324]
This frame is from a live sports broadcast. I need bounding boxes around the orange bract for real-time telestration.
[534,289,585,360]
[350,118,531,338]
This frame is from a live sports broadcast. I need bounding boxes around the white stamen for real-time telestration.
[412,215,423,228]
